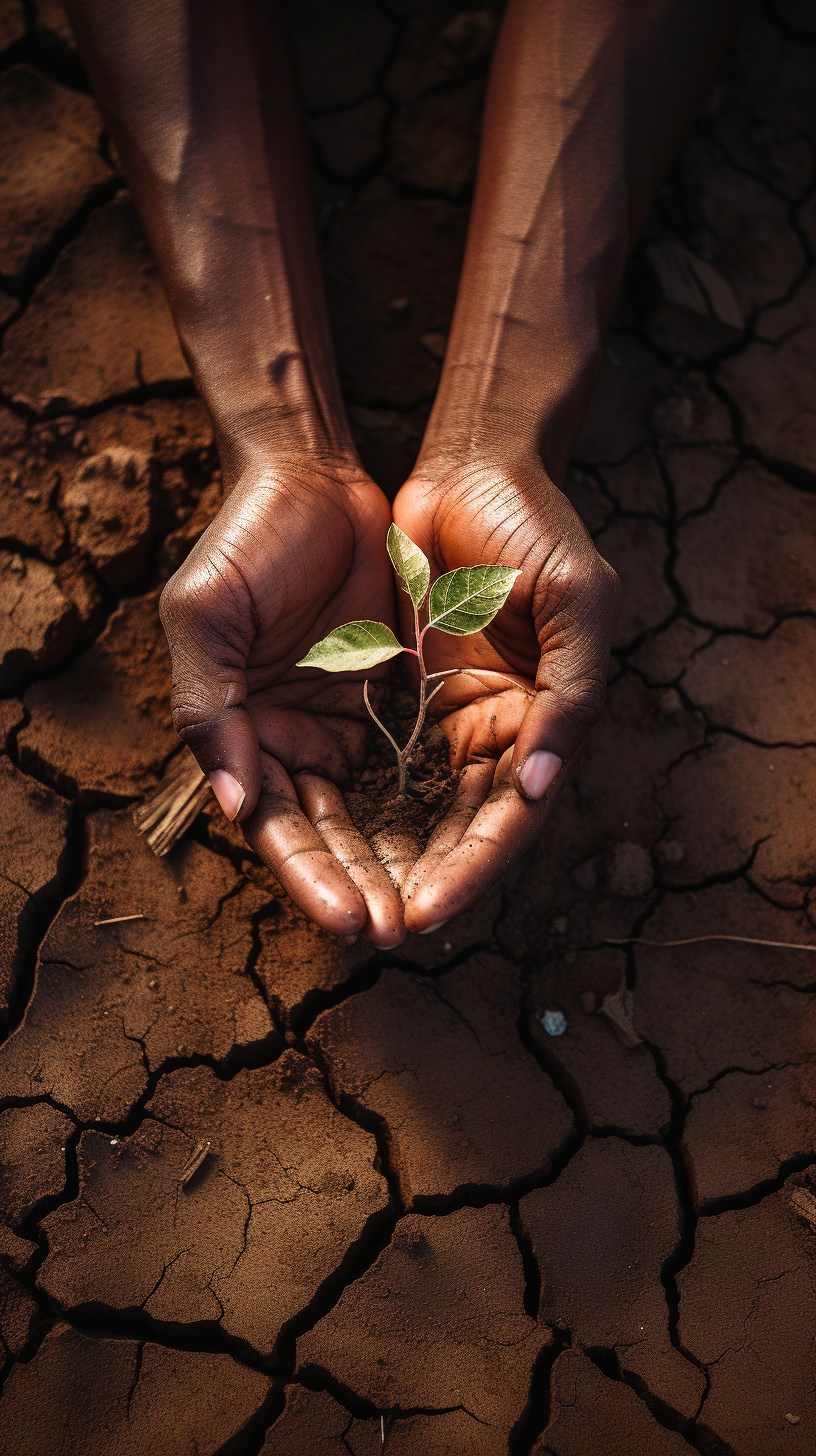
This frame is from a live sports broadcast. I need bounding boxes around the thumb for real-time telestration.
[159,555,260,824]
[511,554,619,802]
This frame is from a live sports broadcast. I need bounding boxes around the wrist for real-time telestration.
[404,442,560,514]
[417,333,601,489]
[211,397,360,491]
[218,440,366,496]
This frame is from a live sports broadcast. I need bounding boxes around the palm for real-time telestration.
[394,461,568,764]
[392,456,618,929]
[163,458,403,944]
[191,461,396,781]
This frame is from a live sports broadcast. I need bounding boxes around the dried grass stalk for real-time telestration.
[790,1187,816,1229]
[134,748,210,856]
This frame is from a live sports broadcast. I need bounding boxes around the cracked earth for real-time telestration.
[1,2,815,1453]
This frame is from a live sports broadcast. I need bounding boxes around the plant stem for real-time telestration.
[425,666,533,705]
[395,602,428,794]
[362,606,429,795]
[362,680,403,762]
[363,639,534,796]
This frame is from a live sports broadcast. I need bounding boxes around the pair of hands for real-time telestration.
[159,453,619,946]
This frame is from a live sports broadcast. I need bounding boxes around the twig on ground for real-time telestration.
[179,1140,212,1187]
[93,913,146,927]
[606,935,816,952]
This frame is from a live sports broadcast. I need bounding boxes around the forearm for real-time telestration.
[421,0,742,484]
[65,0,354,476]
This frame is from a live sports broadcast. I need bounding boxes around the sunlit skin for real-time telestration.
[394,454,619,929]
[67,0,741,939]
[162,456,405,945]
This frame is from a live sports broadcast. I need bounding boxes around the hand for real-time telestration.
[160,454,405,946]
[392,453,620,931]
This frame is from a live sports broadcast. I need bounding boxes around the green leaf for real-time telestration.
[387,523,430,609]
[296,620,404,673]
[427,564,521,636]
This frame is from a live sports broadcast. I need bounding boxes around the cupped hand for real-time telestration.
[159,454,405,945]
[392,453,620,932]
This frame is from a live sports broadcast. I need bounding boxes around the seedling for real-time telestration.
[297,525,520,795]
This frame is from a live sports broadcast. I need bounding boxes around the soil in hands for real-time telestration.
[343,666,458,857]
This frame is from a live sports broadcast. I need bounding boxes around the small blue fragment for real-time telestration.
[542,1009,567,1037]
[604,346,621,367]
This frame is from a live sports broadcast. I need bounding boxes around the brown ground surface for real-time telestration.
[1,2,815,1453]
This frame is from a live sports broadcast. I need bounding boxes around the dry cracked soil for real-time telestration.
[1,2,815,1453]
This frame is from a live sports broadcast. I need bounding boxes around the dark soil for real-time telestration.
[343,671,458,852]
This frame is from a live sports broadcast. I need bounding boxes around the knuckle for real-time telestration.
[172,711,220,748]
[553,674,608,732]
[595,555,621,611]
[159,568,196,628]
[570,552,621,637]
[170,677,241,735]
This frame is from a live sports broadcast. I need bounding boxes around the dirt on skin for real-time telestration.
[1,3,815,1455]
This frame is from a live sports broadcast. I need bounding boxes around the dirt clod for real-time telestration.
[0,1323,272,1456]
[19,594,176,799]
[0,551,78,690]
[298,1205,548,1437]
[61,447,153,588]
[309,953,574,1205]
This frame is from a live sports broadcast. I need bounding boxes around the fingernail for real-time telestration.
[517,750,562,801]
[209,769,245,822]
[419,920,447,935]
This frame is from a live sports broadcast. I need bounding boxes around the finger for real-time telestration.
[160,552,259,824]
[402,762,494,906]
[404,748,563,932]
[242,753,367,936]
[511,554,619,802]
[249,705,365,783]
[370,826,423,899]
[295,773,406,948]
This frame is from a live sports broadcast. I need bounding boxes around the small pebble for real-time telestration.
[751,1097,767,1110]
[109,1139,119,1147]
[784,1414,800,1425]
[420,330,447,360]
[443,941,452,953]
[542,1009,567,1037]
